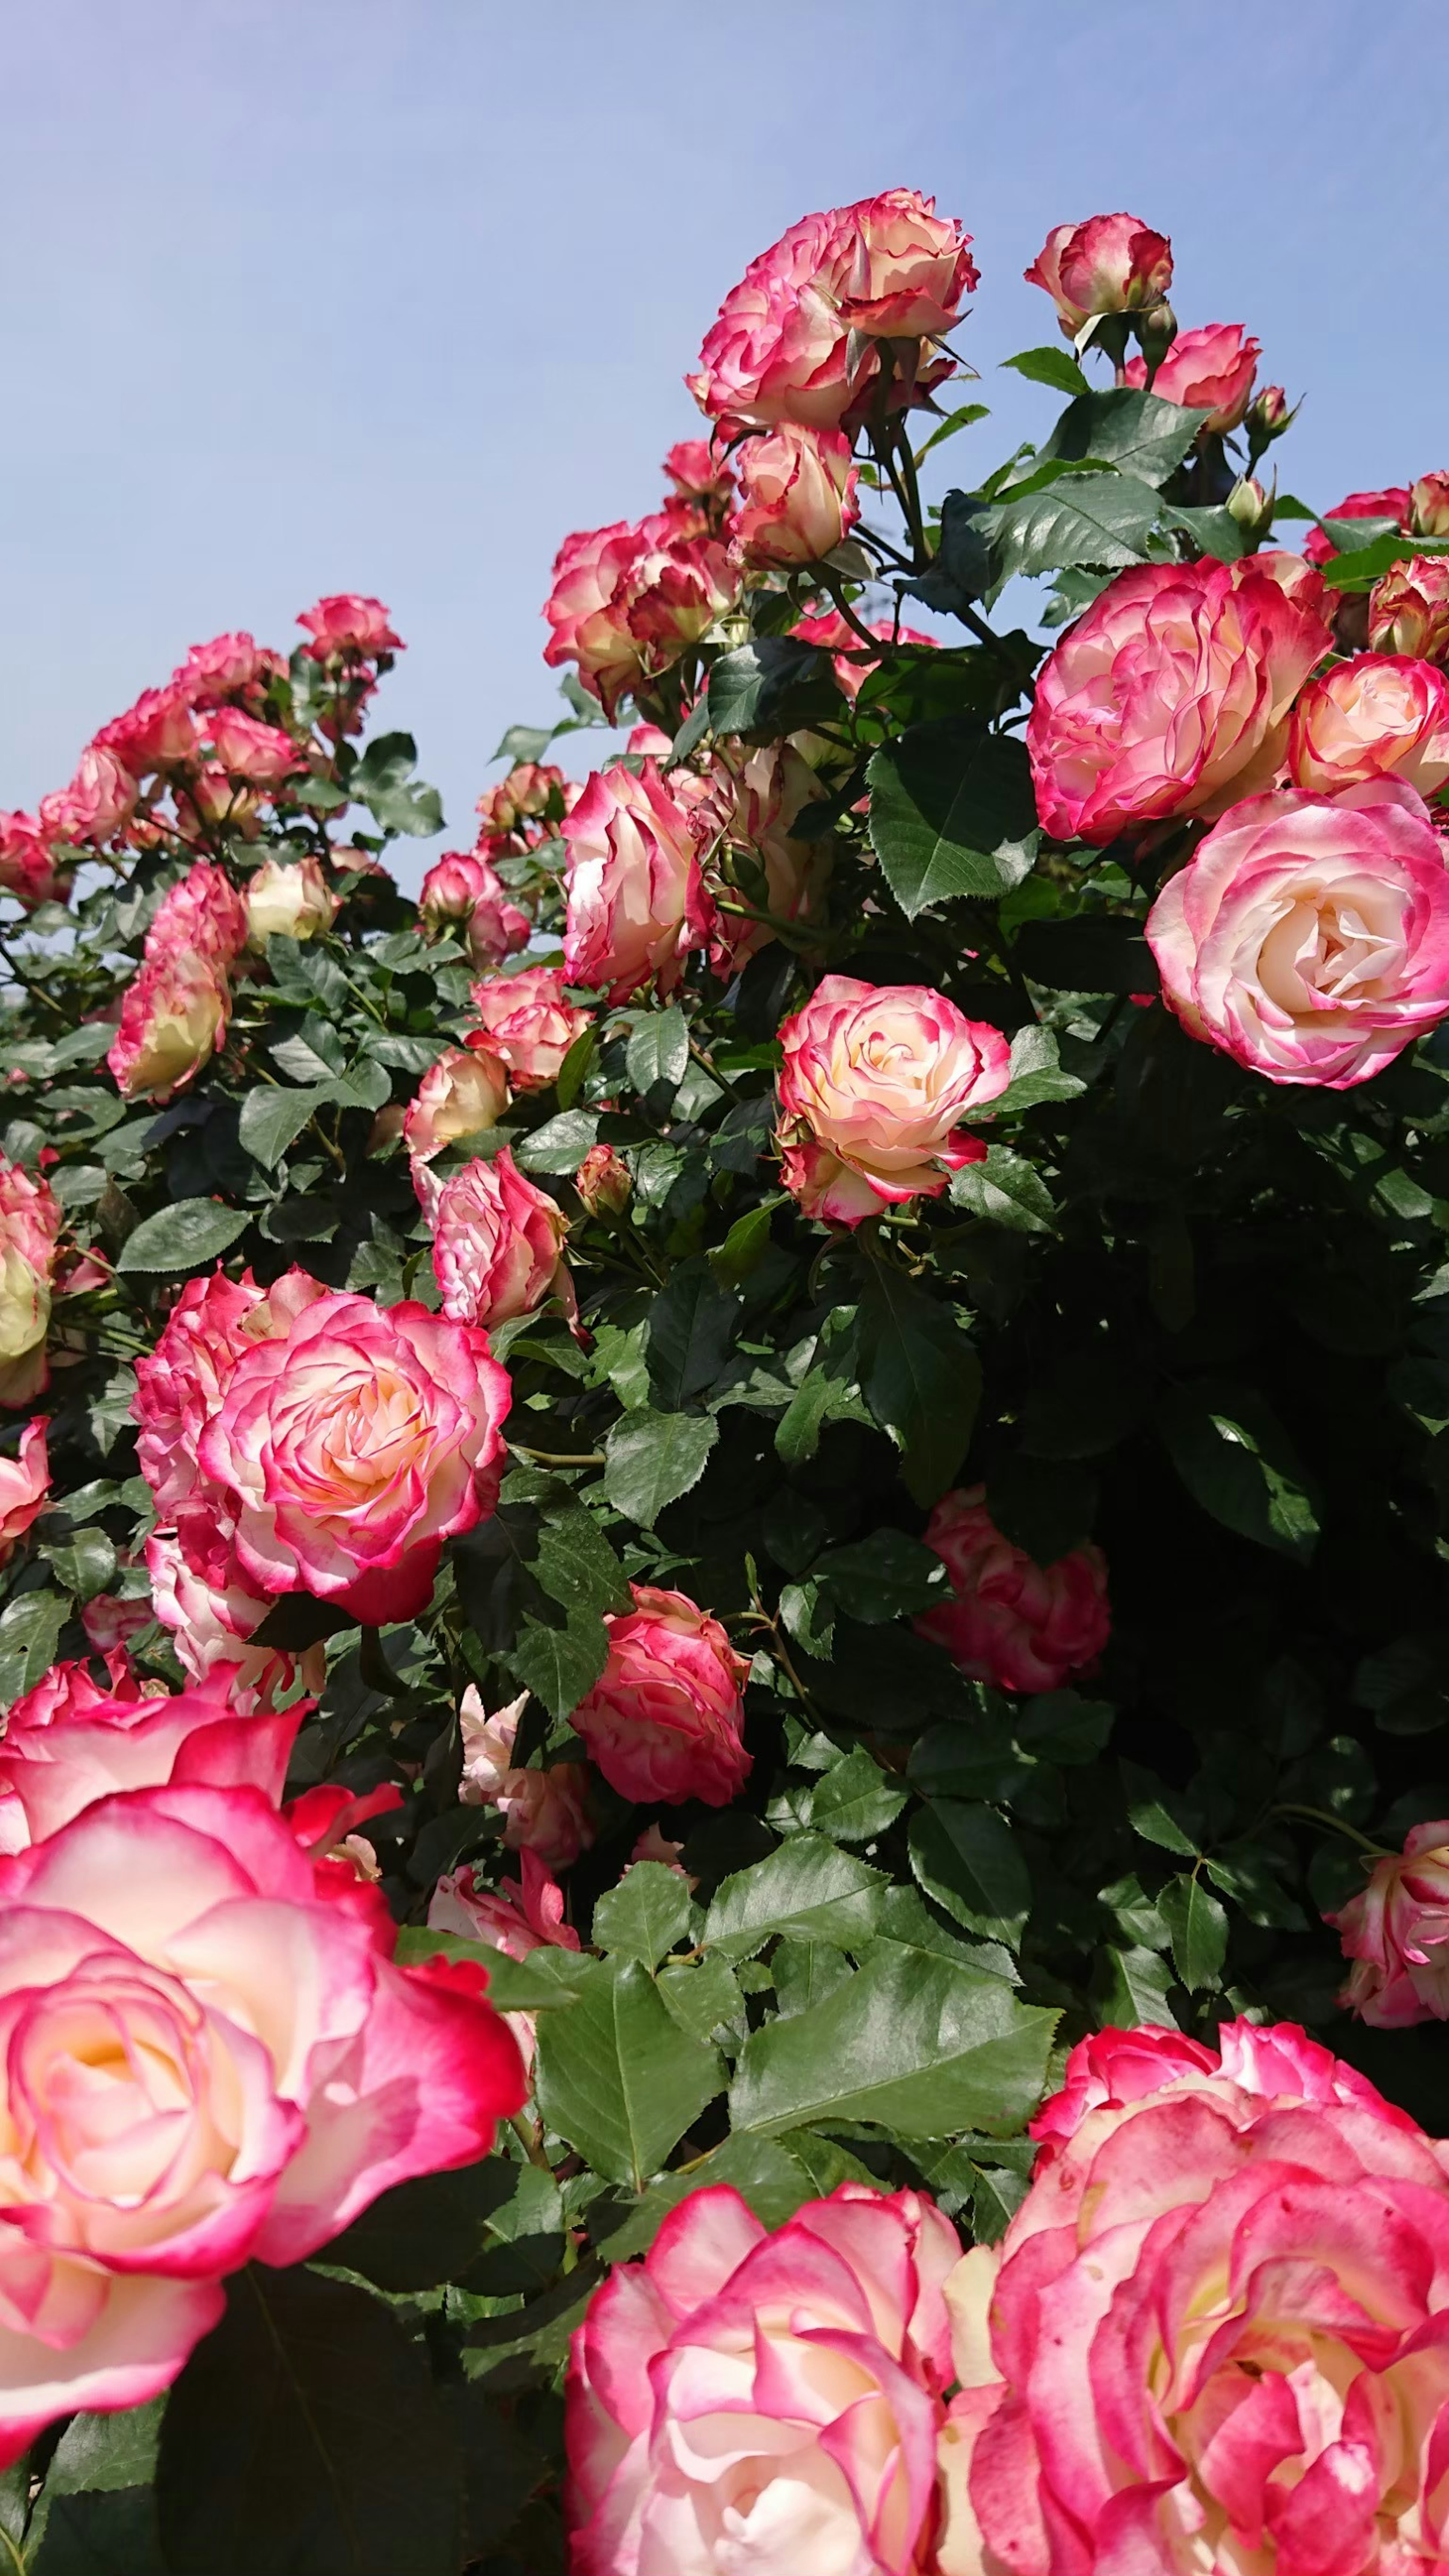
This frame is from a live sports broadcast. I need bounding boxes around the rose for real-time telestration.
[295,593,401,659]
[0,1159,60,1408]
[1146,777,1449,1087]
[1329,1823,1449,2025]
[791,608,938,702]
[1412,470,1449,537]
[687,189,977,433]
[1024,211,1172,334]
[431,1849,580,1963]
[107,950,230,1100]
[0,1780,523,2468]
[698,740,834,969]
[457,1687,594,1868]
[172,631,285,705]
[244,853,340,945]
[914,1484,1110,1693]
[146,1527,321,1714]
[936,2017,1449,2576]
[0,1418,47,1565]
[95,684,199,778]
[195,1284,511,1624]
[574,1141,632,1218]
[419,849,495,922]
[1027,558,1331,844]
[566,2180,960,2576]
[476,761,570,837]
[728,423,860,568]
[402,1044,509,1166]
[1369,557,1449,660]
[1122,320,1260,430]
[1304,485,1412,567]
[542,516,738,718]
[466,964,592,1090]
[1287,653,1449,795]
[421,1145,573,1331]
[203,707,300,786]
[0,813,64,909]
[0,1664,303,1849]
[775,974,1011,1225]
[572,1584,750,1806]
[40,744,138,849]
[562,761,715,1003]
[660,438,737,527]
[144,859,248,968]
[132,1265,315,1523]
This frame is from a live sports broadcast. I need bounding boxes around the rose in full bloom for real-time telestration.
[699,740,834,970]
[195,1284,512,1624]
[244,853,340,945]
[728,423,860,569]
[108,948,231,1100]
[0,1780,522,2467]
[296,594,401,659]
[792,609,939,703]
[40,744,138,850]
[1146,776,1449,1087]
[95,684,199,779]
[1024,212,1172,335]
[567,2180,960,2576]
[132,1266,303,1524]
[0,813,65,909]
[542,516,739,719]
[457,1686,594,1869]
[937,2016,1449,2576]
[1122,320,1260,431]
[421,1146,573,1332]
[915,1485,1110,1694]
[1287,653,1449,796]
[1028,559,1331,844]
[0,1663,302,1850]
[143,860,249,969]
[172,631,286,705]
[1329,1822,1449,2025]
[688,189,977,433]
[1412,470,1449,537]
[572,1584,750,1807]
[466,964,592,1091]
[0,1418,47,1564]
[0,1159,61,1407]
[202,707,300,787]
[1304,485,1412,568]
[562,761,715,1003]
[776,975,1011,1225]
[402,1044,510,1165]
[574,1141,632,1218]
[1369,557,1449,661]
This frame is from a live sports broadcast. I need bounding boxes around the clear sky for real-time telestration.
[2,0,1445,882]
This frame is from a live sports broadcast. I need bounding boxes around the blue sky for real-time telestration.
[2,0,1444,882]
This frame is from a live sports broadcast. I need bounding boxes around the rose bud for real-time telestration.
[203,707,301,787]
[421,1145,573,1332]
[0,1418,48,1564]
[728,423,860,570]
[418,851,530,962]
[1123,321,1260,433]
[1224,474,1274,542]
[1287,654,1449,797]
[1412,471,1449,539]
[572,1584,751,1806]
[402,1044,509,1166]
[915,1485,1110,1694]
[1369,556,1449,661]
[1024,211,1172,336]
[776,975,1011,1226]
[574,1141,631,1218]
[245,854,340,946]
[561,761,716,1004]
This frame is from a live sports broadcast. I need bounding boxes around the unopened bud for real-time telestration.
[1133,299,1177,359]
[1226,476,1274,542]
[575,1142,631,1219]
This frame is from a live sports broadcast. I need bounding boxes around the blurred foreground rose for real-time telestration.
[0,1781,522,2467]
[0,1418,47,1564]
[566,2181,959,2574]
[776,975,1010,1224]
[0,1663,300,1849]
[915,1484,1110,1692]
[572,1584,750,1806]
[1146,777,1449,1087]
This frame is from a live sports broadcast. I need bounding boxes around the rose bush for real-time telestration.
[4,183,1449,2576]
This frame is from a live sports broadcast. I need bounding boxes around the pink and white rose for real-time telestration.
[776,975,1010,1225]
[1305,487,1412,568]
[1025,212,1173,335]
[562,761,716,1003]
[0,814,65,910]
[915,1484,1111,1694]
[296,594,401,659]
[0,1160,61,1408]
[202,707,300,787]
[421,1146,573,1332]
[728,423,860,569]
[1412,471,1449,538]
[107,949,231,1100]
[1287,653,1449,796]
[1123,320,1261,431]
[1369,557,1449,662]
[0,1418,47,1563]
[466,965,592,1091]
[244,852,340,944]
[572,1585,751,1808]
[403,1044,510,1165]
[0,1664,301,1850]
[1330,1822,1449,2026]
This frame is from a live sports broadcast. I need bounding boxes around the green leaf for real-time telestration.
[0,1590,69,1706]
[43,2401,164,2501]
[238,1083,332,1170]
[1098,1942,1181,2028]
[986,471,1164,578]
[603,1406,718,1526]
[1014,1691,1114,1765]
[155,2265,462,2576]
[1037,388,1209,485]
[49,1528,116,1603]
[354,730,445,838]
[857,1263,981,1507]
[513,1108,599,1173]
[645,1258,741,1410]
[592,1862,692,1966]
[1160,1874,1229,1991]
[912,402,991,463]
[1157,1380,1321,1563]
[949,1144,1056,1233]
[534,1956,722,2189]
[1000,345,1092,397]
[504,1607,609,1719]
[492,724,556,765]
[807,1746,909,1843]
[708,1198,777,1287]
[771,1939,856,2019]
[704,1834,886,1959]
[625,1006,688,1103]
[1164,502,1247,561]
[812,1528,947,1623]
[866,722,1036,919]
[531,1506,630,1619]
[29,2485,164,2573]
[1314,529,1449,590]
[657,1952,745,2044]
[705,638,830,736]
[325,2157,534,2293]
[730,1946,1056,2139]
[1204,1841,1306,1931]
[115,1197,249,1275]
[554,1023,597,1110]
[909,1802,1031,1946]
[1121,1761,1202,1858]
[989,1022,1086,1113]
[395,1934,597,2012]
[1013,916,1155,992]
